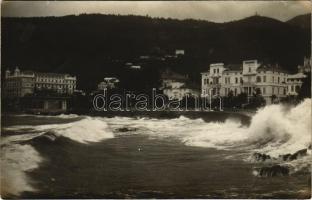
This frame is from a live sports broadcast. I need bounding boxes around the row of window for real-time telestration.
[36,78,76,84]
[203,86,292,96]
[36,84,75,89]
[204,75,291,85]
[256,76,286,83]
[212,68,220,74]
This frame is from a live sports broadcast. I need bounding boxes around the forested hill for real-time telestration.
[2,14,311,91]
[286,13,311,30]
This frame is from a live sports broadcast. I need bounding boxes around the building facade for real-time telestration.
[286,73,307,96]
[4,68,35,98]
[160,70,199,100]
[97,77,120,90]
[35,72,76,94]
[201,60,305,105]
[4,67,77,98]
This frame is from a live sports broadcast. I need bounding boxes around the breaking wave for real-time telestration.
[3,117,114,144]
[104,99,311,157]
[246,98,311,157]
[1,117,114,196]
[1,98,311,196]
[1,143,43,196]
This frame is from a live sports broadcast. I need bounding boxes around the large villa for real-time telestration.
[201,59,308,104]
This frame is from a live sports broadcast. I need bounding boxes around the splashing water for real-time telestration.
[1,100,311,196]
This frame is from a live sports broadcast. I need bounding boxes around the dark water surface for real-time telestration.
[1,113,311,199]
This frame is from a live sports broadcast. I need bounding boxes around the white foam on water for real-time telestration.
[1,117,114,196]
[4,117,114,144]
[1,143,43,196]
[105,99,311,157]
[245,98,311,157]
[1,99,310,196]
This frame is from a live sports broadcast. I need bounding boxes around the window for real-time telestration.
[263,87,266,94]
[217,68,219,73]
[256,76,261,82]
[272,76,274,83]
[248,76,251,83]
[263,76,266,82]
[249,67,251,72]
[278,77,280,83]
[235,77,238,84]
[214,69,216,74]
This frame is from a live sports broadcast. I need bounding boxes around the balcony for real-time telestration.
[242,82,256,87]
[211,73,222,77]
[209,83,221,88]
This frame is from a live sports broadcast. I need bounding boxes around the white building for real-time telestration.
[4,67,77,98]
[130,65,141,70]
[160,70,199,100]
[35,72,76,94]
[175,49,185,56]
[97,77,120,90]
[4,67,35,98]
[201,60,305,105]
[286,73,307,96]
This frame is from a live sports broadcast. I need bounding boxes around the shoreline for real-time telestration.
[2,109,254,125]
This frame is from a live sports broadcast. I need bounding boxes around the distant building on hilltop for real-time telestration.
[201,60,306,104]
[130,65,141,70]
[97,77,120,90]
[175,49,185,56]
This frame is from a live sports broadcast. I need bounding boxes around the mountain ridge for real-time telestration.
[1,14,310,91]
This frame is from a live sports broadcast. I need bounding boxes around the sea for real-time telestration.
[1,99,311,198]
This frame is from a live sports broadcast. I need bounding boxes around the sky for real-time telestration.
[2,1,311,22]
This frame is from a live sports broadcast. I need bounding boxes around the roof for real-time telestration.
[287,73,307,79]
[35,72,73,77]
[257,63,288,73]
[224,64,243,71]
[161,69,188,81]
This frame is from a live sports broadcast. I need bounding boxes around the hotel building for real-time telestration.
[4,67,77,98]
[201,60,306,104]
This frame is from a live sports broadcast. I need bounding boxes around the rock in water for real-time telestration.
[280,149,307,161]
[280,153,292,161]
[251,152,271,162]
[290,149,307,160]
[116,127,137,132]
[255,165,289,177]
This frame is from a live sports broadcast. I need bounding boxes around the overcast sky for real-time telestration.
[2,1,311,22]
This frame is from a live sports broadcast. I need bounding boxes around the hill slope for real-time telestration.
[1,14,310,91]
[287,13,311,30]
